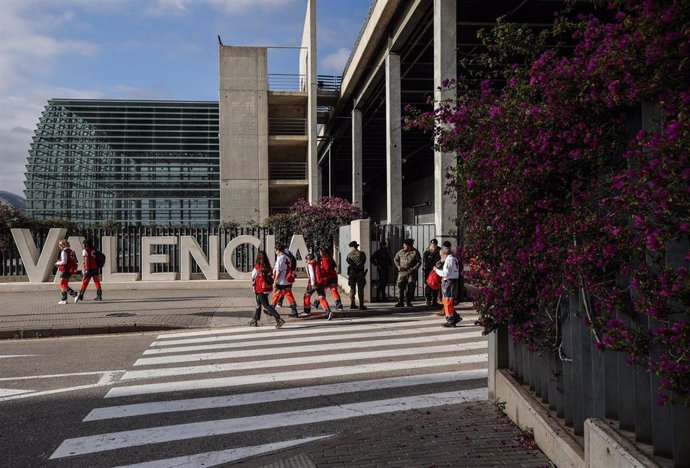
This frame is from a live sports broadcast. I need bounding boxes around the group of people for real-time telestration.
[250,244,345,328]
[53,235,461,328]
[371,237,463,327]
[55,239,103,304]
[250,237,463,329]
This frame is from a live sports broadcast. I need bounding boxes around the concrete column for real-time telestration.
[434,0,457,241]
[305,0,319,204]
[352,108,363,206]
[385,53,403,225]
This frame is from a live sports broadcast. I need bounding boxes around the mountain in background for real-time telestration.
[0,191,26,211]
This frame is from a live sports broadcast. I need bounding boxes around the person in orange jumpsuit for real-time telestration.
[303,253,332,319]
[319,247,343,313]
[75,239,102,302]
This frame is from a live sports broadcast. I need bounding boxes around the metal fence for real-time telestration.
[316,75,342,93]
[498,282,690,465]
[1,226,273,279]
[269,162,307,180]
[370,223,436,299]
[268,118,307,136]
[268,74,306,92]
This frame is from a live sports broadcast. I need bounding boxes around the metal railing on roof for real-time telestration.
[268,74,307,92]
[342,0,379,80]
[316,75,342,93]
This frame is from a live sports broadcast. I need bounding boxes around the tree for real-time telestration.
[406,0,689,403]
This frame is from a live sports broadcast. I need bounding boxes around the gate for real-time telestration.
[370,224,436,300]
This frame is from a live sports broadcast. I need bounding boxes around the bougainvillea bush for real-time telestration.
[406,0,689,403]
[265,197,364,253]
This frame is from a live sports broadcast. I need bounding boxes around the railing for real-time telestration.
[269,162,307,180]
[0,226,273,279]
[343,0,379,80]
[268,74,306,92]
[495,291,690,466]
[316,75,342,93]
[268,118,307,136]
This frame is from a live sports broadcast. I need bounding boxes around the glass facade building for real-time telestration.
[24,99,220,226]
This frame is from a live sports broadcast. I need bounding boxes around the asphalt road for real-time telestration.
[0,312,490,467]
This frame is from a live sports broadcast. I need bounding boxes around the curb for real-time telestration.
[0,303,476,341]
[0,324,188,340]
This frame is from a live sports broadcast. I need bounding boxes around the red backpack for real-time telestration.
[64,248,78,275]
[309,259,326,286]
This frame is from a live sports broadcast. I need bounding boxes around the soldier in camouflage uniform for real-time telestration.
[394,238,422,307]
[346,241,368,310]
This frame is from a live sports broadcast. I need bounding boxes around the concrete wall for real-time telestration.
[219,46,269,224]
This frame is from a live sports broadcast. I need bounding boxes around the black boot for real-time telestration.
[358,294,367,310]
[350,298,357,310]
[289,304,299,317]
[335,299,343,311]
[95,289,103,301]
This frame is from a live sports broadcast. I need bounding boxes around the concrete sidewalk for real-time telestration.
[0,286,456,339]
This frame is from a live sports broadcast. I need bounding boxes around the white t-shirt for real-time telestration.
[273,253,290,285]
[435,254,459,280]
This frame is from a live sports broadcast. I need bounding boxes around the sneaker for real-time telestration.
[289,310,299,317]
[326,310,333,321]
[248,319,259,327]
[275,318,285,329]
[74,295,82,304]
[58,300,67,305]
[300,310,311,317]
[335,304,344,311]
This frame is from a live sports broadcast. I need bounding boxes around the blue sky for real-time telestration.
[0,0,371,196]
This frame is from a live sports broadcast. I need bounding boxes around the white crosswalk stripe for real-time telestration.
[51,312,488,465]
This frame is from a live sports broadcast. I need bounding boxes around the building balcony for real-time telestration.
[268,118,307,136]
[269,162,307,180]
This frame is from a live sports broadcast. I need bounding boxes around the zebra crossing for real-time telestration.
[50,312,488,467]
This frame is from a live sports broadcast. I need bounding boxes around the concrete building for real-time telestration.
[218,0,339,223]
[316,0,568,242]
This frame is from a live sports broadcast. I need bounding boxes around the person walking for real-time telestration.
[303,253,332,319]
[346,241,367,310]
[54,240,79,305]
[319,247,344,312]
[371,241,392,301]
[423,239,441,307]
[394,239,422,307]
[271,244,299,317]
[435,240,462,327]
[250,250,285,328]
[75,239,102,303]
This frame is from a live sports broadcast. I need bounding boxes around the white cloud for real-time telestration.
[321,47,350,73]
[143,0,299,16]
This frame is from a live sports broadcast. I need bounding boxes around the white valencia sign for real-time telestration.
[10,229,309,284]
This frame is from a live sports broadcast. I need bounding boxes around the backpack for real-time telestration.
[66,249,78,275]
[312,260,326,286]
[94,250,106,268]
[285,250,297,272]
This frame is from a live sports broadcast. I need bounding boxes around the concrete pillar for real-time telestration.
[305,0,319,204]
[434,0,457,241]
[352,108,363,206]
[385,53,403,225]
[218,46,269,224]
